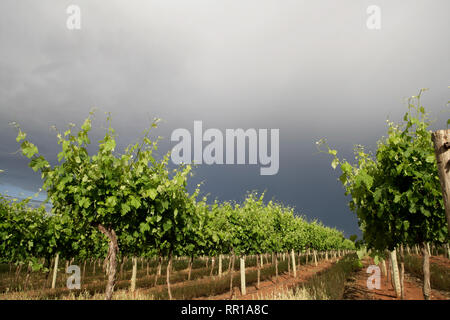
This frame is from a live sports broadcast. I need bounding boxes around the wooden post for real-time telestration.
[130,257,137,292]
[155,253,162,286]
[51,253,59,289]
[432,129,450,235]
[210,256,215,276]
[229,252,235,299]
[167,251,173,300]
[399,245,405,300]
[256,254,261,289]
[390,249,401,298]
[274,252,278,281]
[291,249,297,278]
[188,256,193,281]
[287,251,291,275]
[82,260,87,280]
[240,256,246,296]
[422,243,431,300]
[381,258,387,277]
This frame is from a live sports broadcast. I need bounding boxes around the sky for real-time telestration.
[0,0,449,238]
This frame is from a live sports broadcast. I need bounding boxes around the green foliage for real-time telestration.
[318,89,448,251]
[2,111,355,297]
[0,195,68,271]
[12,112,192,264]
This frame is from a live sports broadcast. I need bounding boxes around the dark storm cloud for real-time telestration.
[0,0,449,237]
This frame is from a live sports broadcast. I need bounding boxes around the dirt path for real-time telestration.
[198,258,340,300]
[343,257,449,300]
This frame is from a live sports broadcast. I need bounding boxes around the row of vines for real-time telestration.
[0,112,355,299]
[319,89,450,299]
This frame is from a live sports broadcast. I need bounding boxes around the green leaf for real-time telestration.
[341,162,352,173]
[146,189,157,200]
[130,196,141,209]
[374,255,379,265]
[81,119,91,131]
[403,220,410,230]
[425,154,435,163]
[29,156,49,172]
[331,158,339,169]
[79,197,91,209]
[373,189,382,203]
[139,223,150,233]
[163,220,172,232]
[422,208,431,217]
[16,130,27,142]
[106,196,117,207]
[104,139,116,152]
[21,141,38,158]
[121,203,131,216]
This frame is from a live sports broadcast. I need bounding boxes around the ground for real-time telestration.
[343,257,450,300]
[1,254,449,300]
[201,259,336,300]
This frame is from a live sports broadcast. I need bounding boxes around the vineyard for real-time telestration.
[0,90,449,301]
[0,112,355,300]
[318,89,450,300]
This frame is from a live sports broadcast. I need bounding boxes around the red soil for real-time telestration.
[343,257,450,300]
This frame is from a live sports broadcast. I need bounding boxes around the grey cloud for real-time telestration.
[0,0,449,237]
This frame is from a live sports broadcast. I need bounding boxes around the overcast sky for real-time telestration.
[0,0,449,237]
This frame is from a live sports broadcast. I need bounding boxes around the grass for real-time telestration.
[260,286,314,300]
[142,259,291,300]
[262,254,361,300]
